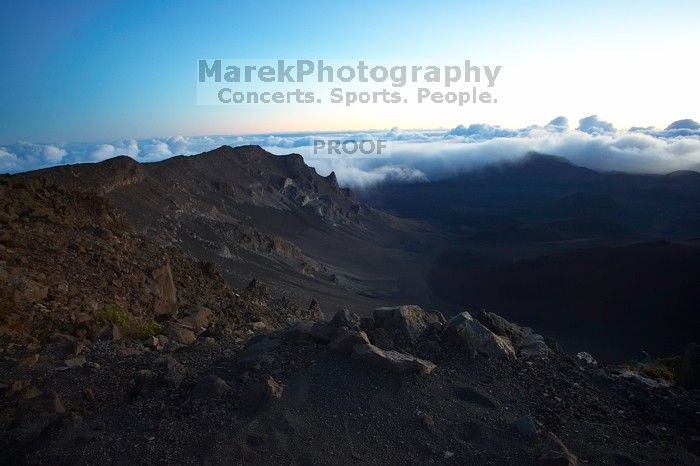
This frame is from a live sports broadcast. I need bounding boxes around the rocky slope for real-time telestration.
[0,148,698,465]
[27,145,439,315]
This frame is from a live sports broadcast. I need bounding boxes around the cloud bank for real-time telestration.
[2,116,700,188]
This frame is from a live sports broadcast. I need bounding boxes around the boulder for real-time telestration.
[677,342,700,388]
[538,432,579,466]
[163,322,196,346]
[575,352,597,365]
[151,263,177,317]
[367,327,395,350]
[328,308,361,330]
[444,312,516,359]
[7,275,49,305]
[352,343,436,375]
[477,311,532,345]
[97,323,122,342]
[63,356,86,369]
[328,328,370,354]
[178,306,214,334]
[192,375,230,398]
[373,305,445,343]
[519,334,549,359]
[307,299,324,320]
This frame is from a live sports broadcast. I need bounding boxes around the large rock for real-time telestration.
[97,323,122,342]
[151,263,177,317]
[178,306,214,335]
[677,342,700,388]
[477,311,548,358]
[163,322,196,346]
[538,432,579,465]
[328,308,361,330]
[328,328,370,354]
[519,333,549,359]
[352,343,436,375]
[477,311,531,343]
[444,312,516,359]
[373,305,445,343]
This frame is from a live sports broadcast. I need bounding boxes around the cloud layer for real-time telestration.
[2,116,700,188]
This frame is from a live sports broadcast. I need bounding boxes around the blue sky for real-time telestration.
[1,1,699,176]
[2,0,699,144]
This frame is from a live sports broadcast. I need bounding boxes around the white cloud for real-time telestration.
[42,145,67,163]
[2,117,700,188]
[546,116,569,130]
[0,148,19,172]
[577,115,616,134]
[90,139,139,161]
[446,123,518,139]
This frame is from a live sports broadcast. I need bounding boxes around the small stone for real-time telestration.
[64,356,86,369]
[83,388,95,401]
[53,392,66,413]
[18,353,39,368]
[416,410,435,432]
[512,414,537,437]
[178,306,214,334]
[72,342,87,356]
[250,321,267,331]
[7,380,25,397]
[444,451,454,459]
[157,356,186,387]
[192,375,231,398]
[97,323,122,342]
[156,334,169,347]
[22,386,41,399]
[163,323,196,346]
[144,336,159,349]
[240,376,283,415]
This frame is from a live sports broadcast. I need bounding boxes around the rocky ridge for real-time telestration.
[0,153,698,465]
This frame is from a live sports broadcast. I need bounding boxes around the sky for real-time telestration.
[1,1,699,178]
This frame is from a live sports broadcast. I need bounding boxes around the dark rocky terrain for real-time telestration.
[363,152,700,359]
[1,146,699,464]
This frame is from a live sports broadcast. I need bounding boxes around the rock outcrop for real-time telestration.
[444,312,516,359]
[352,343,436,375]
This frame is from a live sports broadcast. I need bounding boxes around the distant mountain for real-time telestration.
[35,145,364,225]
[24,145,438,315]
[364,152,700,239]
